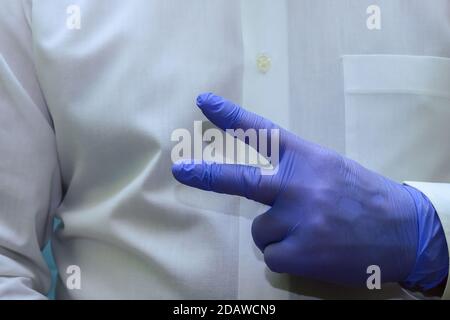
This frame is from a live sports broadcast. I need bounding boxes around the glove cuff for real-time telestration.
[401,185,449,291]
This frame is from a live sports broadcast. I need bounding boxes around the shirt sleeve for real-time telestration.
[405,181,450,299]
[0,0,62,299]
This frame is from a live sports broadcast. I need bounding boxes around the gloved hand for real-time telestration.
[172,93,449,290]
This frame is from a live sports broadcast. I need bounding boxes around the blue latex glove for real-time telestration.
[172,93,449,290]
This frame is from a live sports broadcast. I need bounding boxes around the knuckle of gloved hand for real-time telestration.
[203,163,215,191]
[306,214,331,239]
[306,146,342,179]
[241,166,261,198]
[208,162,224,190]
[251,214,267,250]
[307,182,336,218]
[311,153,347,196]
[263,246,284,273]
[229,103,246,127]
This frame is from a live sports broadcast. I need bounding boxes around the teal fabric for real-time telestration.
[43,218,60,300]
[43,242,57,300]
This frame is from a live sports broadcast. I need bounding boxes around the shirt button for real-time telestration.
[256,54,272,74]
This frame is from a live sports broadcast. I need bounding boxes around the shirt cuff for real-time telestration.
[405,181,450,299]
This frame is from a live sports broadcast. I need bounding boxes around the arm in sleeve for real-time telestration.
[0,0,62,299]
[405,181,450,299]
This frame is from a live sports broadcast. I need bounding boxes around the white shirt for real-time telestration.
[0,0,450,299]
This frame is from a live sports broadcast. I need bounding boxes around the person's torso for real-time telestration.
[30,0,450,299]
